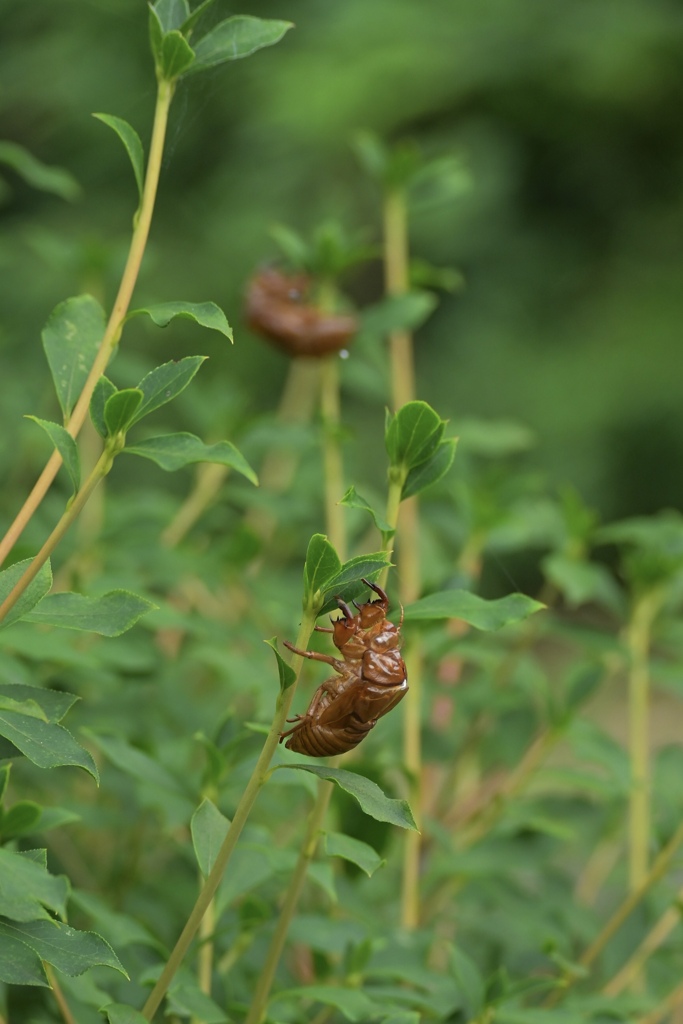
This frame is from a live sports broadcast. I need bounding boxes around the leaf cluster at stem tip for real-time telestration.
[385,400,457,500]
[301,534,392,617]
[148,1,293,86]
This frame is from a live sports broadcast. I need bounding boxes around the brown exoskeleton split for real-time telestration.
[279,580,408,757]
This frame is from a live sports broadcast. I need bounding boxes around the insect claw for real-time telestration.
[335,597,354,621]
[362,578,388,605]
[352,600,361,610]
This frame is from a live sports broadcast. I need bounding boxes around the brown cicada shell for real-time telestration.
[279,580,408,757]
[245,267,357,358]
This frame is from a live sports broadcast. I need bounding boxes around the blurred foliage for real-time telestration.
[2,4,683,1023]
[3,0,683,521]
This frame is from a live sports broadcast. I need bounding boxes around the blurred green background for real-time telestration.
[2,0,683,525]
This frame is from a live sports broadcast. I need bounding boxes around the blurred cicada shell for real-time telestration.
[245,267,357,357]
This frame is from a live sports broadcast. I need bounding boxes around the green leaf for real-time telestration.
[325,552,392,593]
[353,131,422,190]
[352,130,389,182]
[158,29,196,80]
[127,300,232,340]
[597,511,683,553]
[317,553,393,616]
[25,417,80,494]
[0,684,78,723]
[0,695,47,722]
[103,388,143,437]
[456,417,536,457]
[181,0,219,37]
[167,982,230,1024]
[70,890,159,952]
[308,860,336,903]
[85,732,186,795]
[0,843,68,925]
[269,222,310,269]
[0,141,80,201]
[410,257,464,293]
[404,590,545,630]
[0,801,42,840]
[385,400,446,470]
[304,534,342,609]
[27,806,81,835]
[148,4,164,65]
[273,984,377,1022]
[153,0,190,32]
[380,1015,421,1024]
[191,798,230,878]
[266,637,296,693]
[360,291,437,336]
[402,437,456,499]
[564,665,603,713]
[104,1006,149,1024]
[0,847,68,921]
[0,709,98,779]
[450,946,485,1019]
[215,842,277,912]
[93,114,144,205]
[278,765,417,830]
[542,553,623,613]
[23,590,156,636]
[124,433,257,483]
[0,557,53,630]
[90,376,117,438]
[495,1009,585,1024]
[129,355,207,426]
[324,831,384,876]
[339,486,394,539]
[41,295,106,421]
[0,918,127,979]
[0,926,48,985]
[187,16,293,75]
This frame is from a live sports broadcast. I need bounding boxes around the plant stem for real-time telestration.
[245,766,337,1024]
[162,462,231,548]
[319,355,346,559]
[459,727,558,846]
[544,818,683,1007]
[141,608,318,1022]
[638,977,683,1024]
[378,473,405,592]
[394,498,422,928]
[0,76,174,569]
[45,964,77,1024]
[192,889,216,1022]
[591,819,683,947]
[420,726,562,923]
[603,882,683,997]
[384,181,424,930]
[400,638,422,929]
[0,445,116,624]
[383,186,414,408]
[244,358,321,544]
[627,588,662,892]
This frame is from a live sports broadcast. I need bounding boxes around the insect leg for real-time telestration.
[279,720,304,740]
[283,640,345,673]
[279,677,341,742]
